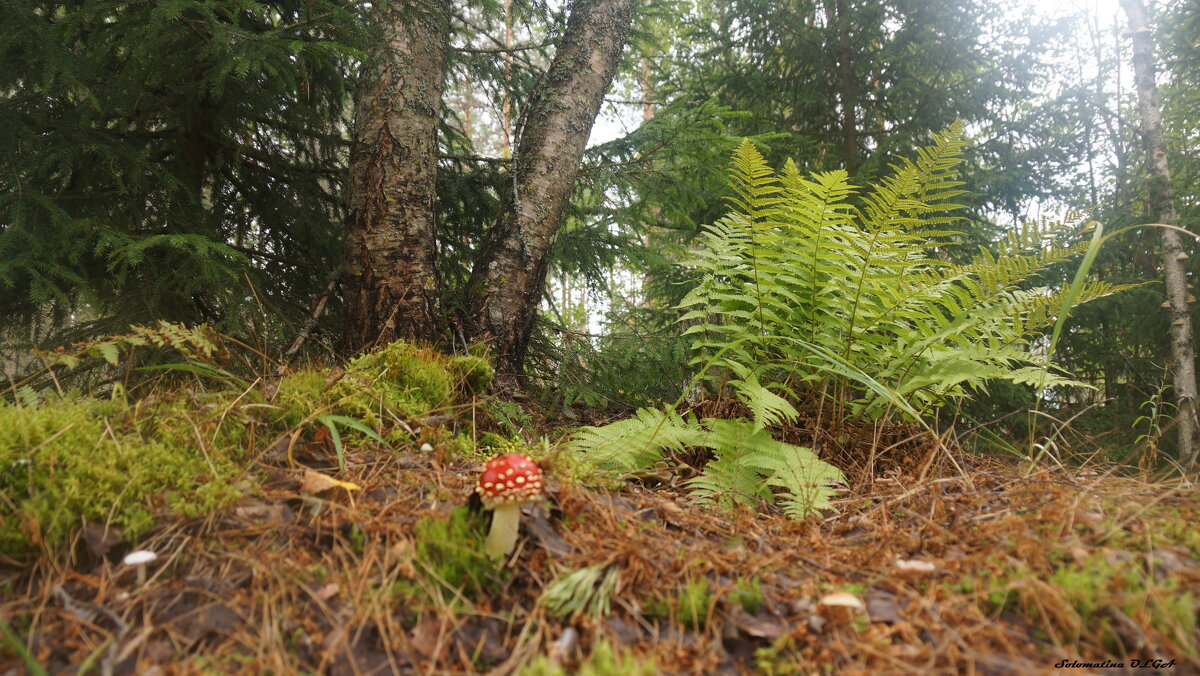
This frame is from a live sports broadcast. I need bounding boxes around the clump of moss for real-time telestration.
[0,396,242,559]
[446,355,494,396]
[393,506,499,606]
[330,342,458,426]
[272,368,329,426]
[647,577,713,629]
[518,640,656,676]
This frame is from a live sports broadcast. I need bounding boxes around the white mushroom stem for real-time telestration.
[123,550,158,586]
[485,503,523,559]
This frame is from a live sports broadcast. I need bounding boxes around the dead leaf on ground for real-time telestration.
[729,607,788,640]
[300,469,361,494]
[82,523,122,558]
[865,590,903,624]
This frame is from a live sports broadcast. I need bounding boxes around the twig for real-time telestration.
[282,275,341,363]
[453,44,544,54]
[439,152,511,165]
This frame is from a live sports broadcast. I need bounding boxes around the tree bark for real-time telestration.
[465,0,637,380]
[824,0,858,175]
[1121,0,1199,467]
[343,1,450,352]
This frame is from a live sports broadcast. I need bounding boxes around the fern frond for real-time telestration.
[569,406,702,471]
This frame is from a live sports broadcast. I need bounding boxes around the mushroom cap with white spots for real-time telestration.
[475,453,543,508]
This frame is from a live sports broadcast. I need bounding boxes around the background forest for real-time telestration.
[6,0,1200,468]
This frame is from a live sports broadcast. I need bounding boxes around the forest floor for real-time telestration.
[1,335,1198,675]
[3,429,1198,675]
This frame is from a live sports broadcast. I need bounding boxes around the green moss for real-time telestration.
[273,368,328,426]
[0,396,242,558]
[754,636,805,676]
[446,355,494,395]
[517,640,656,676]
[330,341,456,425]
[393,506,499,606]
[732,576,765,614]
[1052,554,1198,656]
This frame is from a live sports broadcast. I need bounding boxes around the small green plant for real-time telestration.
[314,414,389,471]
[0,617,47,676]
[571,407,844,519]
[1132,384,1174,466]
[648,577,713,629]
[517,639,656,676]
[398,507,498,605]
[732,576,765,614]
[540,565,621,620]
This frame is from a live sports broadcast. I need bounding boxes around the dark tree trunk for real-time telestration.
[825,0,858,175]
[465,0,637,380]
[1121,0,1199,467]
[343,1,450,352]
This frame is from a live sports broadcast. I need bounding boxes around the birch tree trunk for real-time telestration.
[343,1,451,351]
[1121,0,1199,467]
[465,0,637,381]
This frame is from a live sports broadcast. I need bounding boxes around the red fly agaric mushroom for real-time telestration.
[476,453,544,559]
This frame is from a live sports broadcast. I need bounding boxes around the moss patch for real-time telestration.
[0,396,243,559]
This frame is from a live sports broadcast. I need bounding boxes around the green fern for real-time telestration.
[570,387,845,520]
[572,125,1127,521]
[681,122,1132,418]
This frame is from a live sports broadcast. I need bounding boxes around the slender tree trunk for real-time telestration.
[501,0,513,157]
[1121,0,1199,467]
[825,0,858,175]
[343,1,451,352]
[641,57,656,122]
[465,0,637,380]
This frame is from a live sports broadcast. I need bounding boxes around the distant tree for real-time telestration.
[654,0,1088,222]
[0,0,364,343]
[1121,0,1198,466]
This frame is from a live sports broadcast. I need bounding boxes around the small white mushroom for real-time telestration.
[122,550,159,585]
[818,591,864,610]
[893,558,937,575]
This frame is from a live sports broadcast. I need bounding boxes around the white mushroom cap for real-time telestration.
[122,550,159,566]
[818,591,864,610]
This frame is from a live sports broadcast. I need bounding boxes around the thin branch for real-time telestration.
[439,153,511,165]
[454,44,543,54]
[282,274,341,362]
